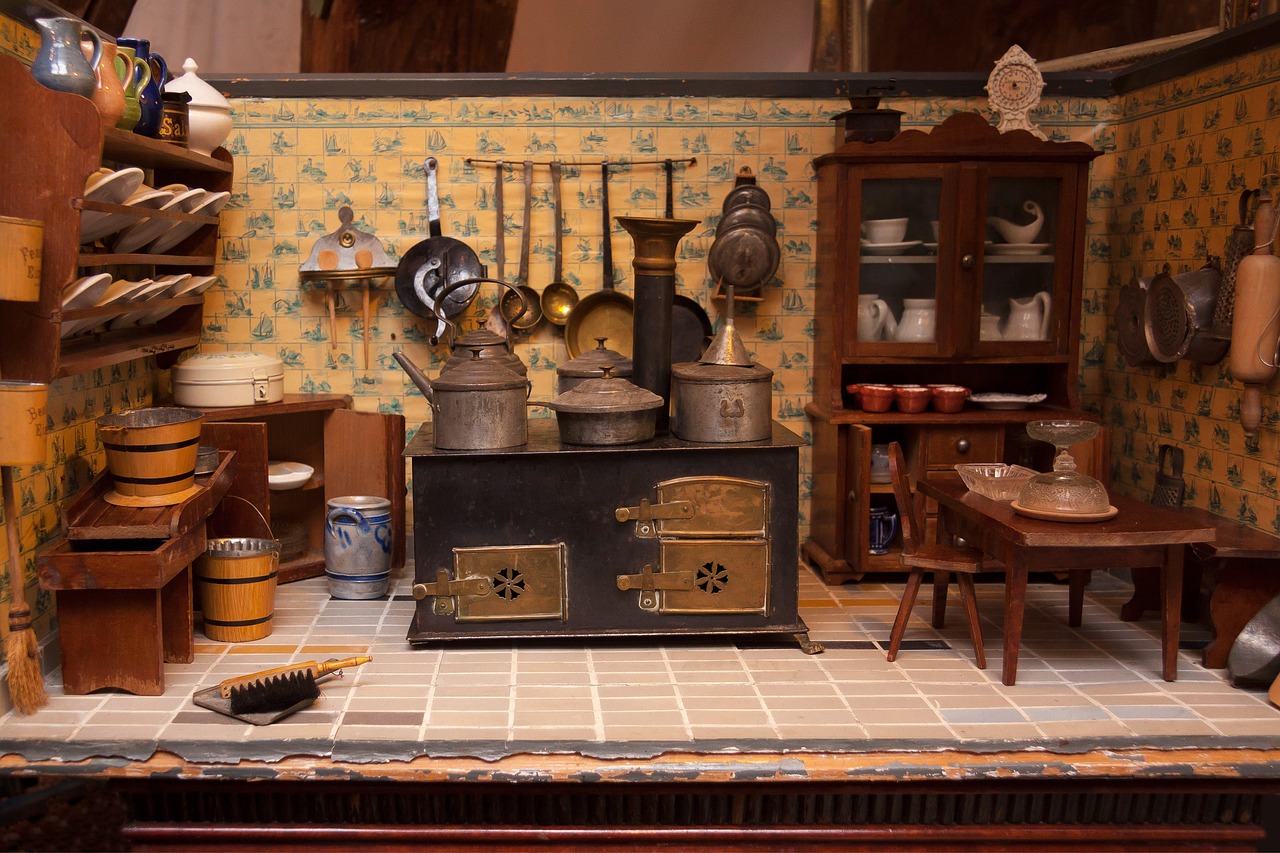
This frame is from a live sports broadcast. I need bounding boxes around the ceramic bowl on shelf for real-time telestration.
[955,463,1037,502]
[862,217,908,244]
[858,384,895,412]
[930,385,970,413]
[894,384,931,414]
[268,461,314,491]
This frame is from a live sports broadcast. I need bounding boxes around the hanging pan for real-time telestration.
[395,157,484,343]
[565,160,634,358]
[662,159,713,364]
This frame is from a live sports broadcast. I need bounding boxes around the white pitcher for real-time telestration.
[980,313,1003,341]
[892,298,936,343]
[1003,291,1052,341]
[857,294,894,341]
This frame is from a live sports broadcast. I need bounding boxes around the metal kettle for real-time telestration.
[393,348,528,450]
[433,277,530,377]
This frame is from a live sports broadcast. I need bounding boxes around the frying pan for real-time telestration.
[565,160,634,358]
[664,159,713,363]
[394,158,483,342]
[540,160,579,325]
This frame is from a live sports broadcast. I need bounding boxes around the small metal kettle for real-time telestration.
[393,348,528,450]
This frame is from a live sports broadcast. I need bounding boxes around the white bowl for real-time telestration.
[862,217,909,244]
[268,461,314,490]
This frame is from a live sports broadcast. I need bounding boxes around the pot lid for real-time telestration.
[162,58,231,112]
[433,348,526,391]
[557,337,633,378]
[548,366,663,414]
[673,360,774,383]
[172,351,283,381]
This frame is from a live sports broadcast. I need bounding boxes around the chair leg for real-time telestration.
[955,573,986,669]
[886,568,925,662]
[932,571,950,628]
[1068,570,1087,627]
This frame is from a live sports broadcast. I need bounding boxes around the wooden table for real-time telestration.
[916,480,1215,686]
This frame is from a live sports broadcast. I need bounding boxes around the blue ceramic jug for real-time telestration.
[31,17,101,98]
[324,495,393,600]
[116,37,165,136]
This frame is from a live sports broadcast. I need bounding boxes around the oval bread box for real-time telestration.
[172,352,284,407]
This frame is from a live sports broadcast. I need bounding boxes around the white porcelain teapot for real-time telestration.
[857,294,895,341]
[987,200,1044,244]
[892,298,936,343]
[1003,291,1052,341]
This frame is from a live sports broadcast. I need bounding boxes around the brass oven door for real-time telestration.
[658,539,769,615]
[453,543,568,622]
[654,476,768,538]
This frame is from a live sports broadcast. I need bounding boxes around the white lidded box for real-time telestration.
[172,351,284,407]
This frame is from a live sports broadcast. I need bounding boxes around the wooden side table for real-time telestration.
[36,451,235,695]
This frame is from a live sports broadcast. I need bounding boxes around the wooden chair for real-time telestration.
[884,441,990,668]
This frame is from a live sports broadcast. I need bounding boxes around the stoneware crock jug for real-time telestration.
[324,495,393,600]
[117,37,165,136]
[84,39,127,128]
[114,44,149,131]
[31,17,101,98]
[857,293,893,341]
[1003,291,1052,341]
[892,298,936,343]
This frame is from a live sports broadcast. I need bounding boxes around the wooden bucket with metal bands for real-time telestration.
[96,407,204,498]
[196,537,280,642]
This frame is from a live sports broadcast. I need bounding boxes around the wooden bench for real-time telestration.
[1119,505,1280,668]
[36,451,234,695]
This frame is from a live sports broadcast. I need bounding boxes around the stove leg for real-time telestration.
[794,631,825,654]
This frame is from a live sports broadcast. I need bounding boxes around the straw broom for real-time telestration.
[4,464,46,714]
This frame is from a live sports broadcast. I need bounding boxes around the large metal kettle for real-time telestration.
[393,348,528,450]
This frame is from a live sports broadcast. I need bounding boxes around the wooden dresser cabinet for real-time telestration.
[804,112,1100,584]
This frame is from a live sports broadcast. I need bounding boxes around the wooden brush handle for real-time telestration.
[218,655,372,698]
[3,466,28,620]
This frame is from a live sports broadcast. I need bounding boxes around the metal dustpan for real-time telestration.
[699,284,754,367]
[1228,592,1280,687]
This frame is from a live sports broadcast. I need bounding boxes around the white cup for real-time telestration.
[862,217,908,244]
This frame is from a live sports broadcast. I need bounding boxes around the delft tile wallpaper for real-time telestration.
[2,7,1279,647]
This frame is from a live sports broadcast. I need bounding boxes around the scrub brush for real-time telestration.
[219,655,372,716]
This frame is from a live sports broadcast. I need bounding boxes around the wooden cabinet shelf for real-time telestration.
[804,113,1101,585]
[0,55,230,383]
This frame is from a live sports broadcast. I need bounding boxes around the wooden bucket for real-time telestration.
[96,407,204,500]
[195,537,279,642]
[0,381,48,466]
[0,214,43,302]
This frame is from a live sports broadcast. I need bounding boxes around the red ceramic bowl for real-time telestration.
[844,383,861,408]
[894,385,931,414]
[859,384,895,413]
[930,385,970,413]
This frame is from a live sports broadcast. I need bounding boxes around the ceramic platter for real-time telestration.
[1010,500,1119,523]
[79,167,146,242]
[111,188,206,254]
[147,191,231,254]
[861,240,923,256]
[989,242,1050,256]
[968,392,1048,410]
[61,272,114,310]
[268,461,314,490]
[81,187,175,244]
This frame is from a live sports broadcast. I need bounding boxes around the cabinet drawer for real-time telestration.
[920,426,1001,468]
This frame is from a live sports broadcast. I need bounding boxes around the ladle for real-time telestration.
[500,160,543,331]
[540,160,579,325]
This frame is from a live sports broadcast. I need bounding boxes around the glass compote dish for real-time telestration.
[1015,420,1113,518]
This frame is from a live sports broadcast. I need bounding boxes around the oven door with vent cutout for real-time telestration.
[451,544,567,623]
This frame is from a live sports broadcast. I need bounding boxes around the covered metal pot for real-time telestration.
[555,336,633,395]
[547,366,663,446]
[670,360,773,443]
[393,348,527,450]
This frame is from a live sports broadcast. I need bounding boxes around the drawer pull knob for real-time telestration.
[955,438,970,453]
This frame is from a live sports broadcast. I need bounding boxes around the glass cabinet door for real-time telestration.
[976,172,1070,353]
[848,172,946,356]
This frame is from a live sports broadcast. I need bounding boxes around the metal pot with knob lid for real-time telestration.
[393,347,528,450]
[546,365,663,446]
[555,336,633,395]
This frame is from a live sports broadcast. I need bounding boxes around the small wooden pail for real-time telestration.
[0,215,43,302]
[96,407,204,502]
[195,537,280,642]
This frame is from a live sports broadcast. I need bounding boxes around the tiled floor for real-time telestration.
[3,558,1278,764]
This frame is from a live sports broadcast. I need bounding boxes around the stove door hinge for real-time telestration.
[616,563,694,612]
[413,570,492,616]
[614,498,695,538]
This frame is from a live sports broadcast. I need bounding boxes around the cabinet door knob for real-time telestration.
[955,438,970,453]
[961,254,976,270]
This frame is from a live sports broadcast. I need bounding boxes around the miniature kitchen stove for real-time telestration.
[405,420,821,653]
